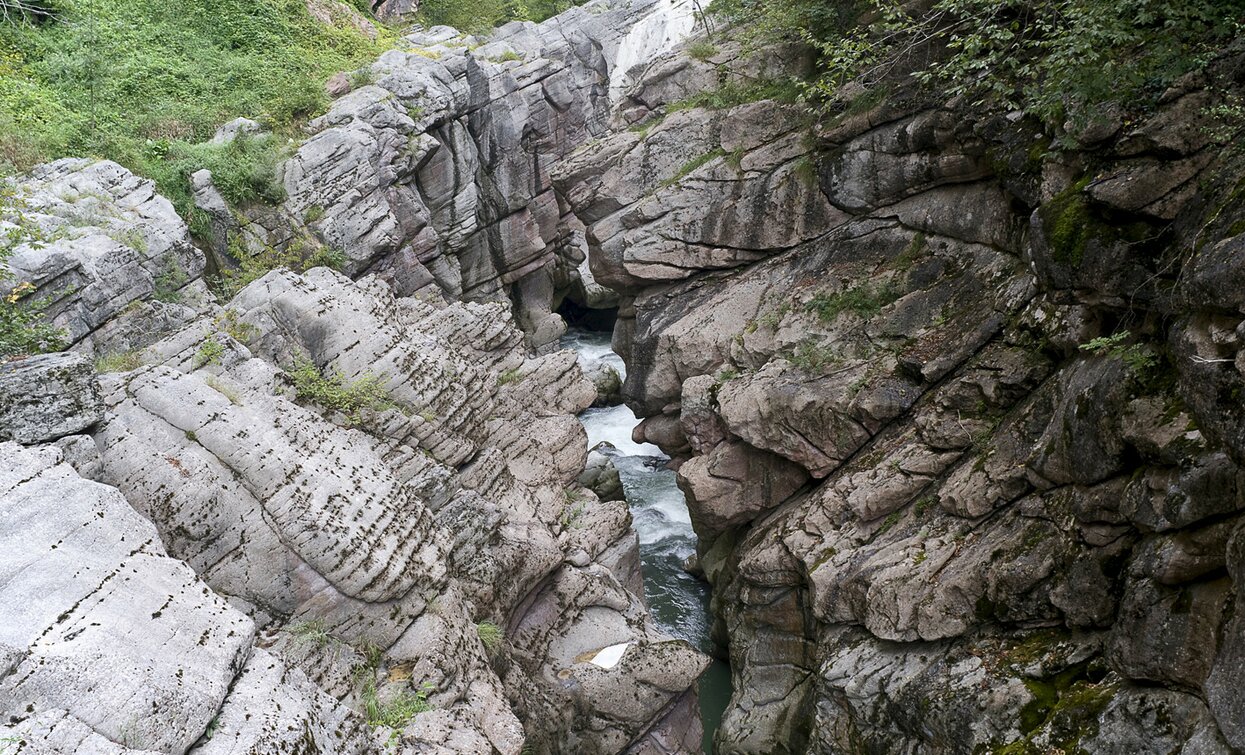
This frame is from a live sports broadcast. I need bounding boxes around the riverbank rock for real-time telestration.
[555,25,1245,755]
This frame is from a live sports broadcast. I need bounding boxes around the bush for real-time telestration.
[213,236,347,300]
[713,0,1245,133]
[417,0,584,32]
[476,621,503,652]
[0,0,394,204]
[288,357,395,422]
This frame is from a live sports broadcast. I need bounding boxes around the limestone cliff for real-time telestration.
[0,2,709,753]
[553,26,1245,755]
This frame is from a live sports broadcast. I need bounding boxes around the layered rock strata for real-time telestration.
[554,29,1245,755]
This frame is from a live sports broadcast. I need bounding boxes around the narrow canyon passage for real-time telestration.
[563,326,733,753]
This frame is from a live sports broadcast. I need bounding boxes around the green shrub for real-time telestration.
[152,259,188,303]
[213,236,347,300]
[194,337,225,367]
[805,280,899,322]
[0,188,67,358]
[687,40,718,61]
[289,357,395,422]
[715,0,1245,133]
[364,683,432,728]
[496,367,523,386]
[0,0,394,205]
[417,0,583,31]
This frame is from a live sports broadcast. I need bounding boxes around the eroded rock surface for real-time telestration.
[554,27,1245,755]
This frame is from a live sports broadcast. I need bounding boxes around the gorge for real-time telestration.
[4,0,1245,753]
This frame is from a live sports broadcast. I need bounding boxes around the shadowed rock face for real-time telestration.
[554,29,1245,755]
[0,4,713,753]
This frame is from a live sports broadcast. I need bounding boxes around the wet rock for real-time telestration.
[585,361,623,406]
[579,448,625,502]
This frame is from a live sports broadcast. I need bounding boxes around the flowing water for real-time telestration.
[562,328,732,754]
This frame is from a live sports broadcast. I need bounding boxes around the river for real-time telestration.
[562,327,732,754]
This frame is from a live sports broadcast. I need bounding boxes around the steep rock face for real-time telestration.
[196,0,696,349]
[557,32,1245,755]
[1,159,212,355]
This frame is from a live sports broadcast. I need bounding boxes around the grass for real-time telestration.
[661,148,725,188]
[666,79,804,115]
[289,619,334,649]
[213,236,346,299]
[496,367,523,386]
[687,40,718,61]
[417,0,585,32]
[806,280,899,322]
[95,349,143,372]
[476,621,503,653]
[194,337,225,367]
[0,0,396,215]
[204,375,243,405]
[289,357,395,422]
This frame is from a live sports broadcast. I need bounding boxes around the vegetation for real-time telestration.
[496,367,523,386]
[213,237,347,299]
[418,0,586,32]
[661,148,725,188]
[0,188,67,358]
[710,0,1245,136]
[806,280,899,322]
[476,621,503,653]
[289,619,335,649]
[194,337,225,368]
[1078,330,1158,374]
[0,0,394,210]
[288,357,396,422]
[364,682,432,728]
[94,349,143,372]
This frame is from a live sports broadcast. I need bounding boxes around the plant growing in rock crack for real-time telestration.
[215,309,258,344]
[152,259,187,303]
[476,621,504,653]
[806,280,899,323]
[288,357,396,424]
[194,337,225,368]
[0,189,68,358]
[212,234,348,300]
[289,619,335,649]
[496,367,523,386]
[660,147,726,188]
[95,350,144,373]
[204,375,242,406]
[1078,330,1158,375]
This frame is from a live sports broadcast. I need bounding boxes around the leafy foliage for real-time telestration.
[0,0,393,206]
[418,0,584,32]
[214,236,347,300]
[0,186,67,358]
[476,621,503,652]
[288,357,395,422]
[711,0,1245,134]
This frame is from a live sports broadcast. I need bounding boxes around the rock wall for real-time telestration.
[0,2,714,753]
[193,0,696,349]
[554,29,1245,755]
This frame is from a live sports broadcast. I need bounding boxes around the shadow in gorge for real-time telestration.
[558,298,732,754]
